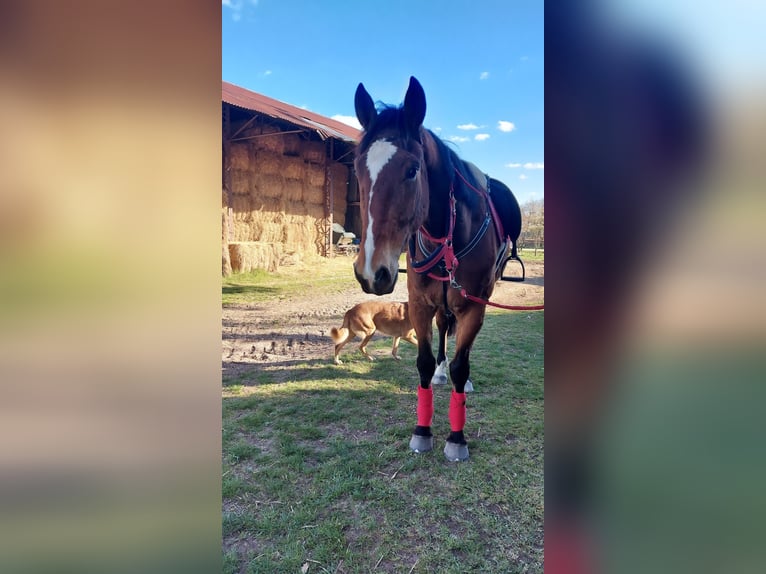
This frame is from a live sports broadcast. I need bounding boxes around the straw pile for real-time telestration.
[223,133,351,274]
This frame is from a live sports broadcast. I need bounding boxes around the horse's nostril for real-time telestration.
[354,264,371,293]
[374,266,391,286]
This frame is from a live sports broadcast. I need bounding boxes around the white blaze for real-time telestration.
[363,139,397,280]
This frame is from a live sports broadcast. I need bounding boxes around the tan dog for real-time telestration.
[331,301,418,364]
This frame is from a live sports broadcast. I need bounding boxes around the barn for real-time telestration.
[222,81,362,275]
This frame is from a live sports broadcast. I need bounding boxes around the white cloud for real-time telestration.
[497,121,516,133]
[480,71,490,80]
[263,70,272,76]
[474,133,490,141]
[448,136,470,143]
[519,174,528,180]
[223,0,257,19]
[457,123,480,131]
[332,114,362,130]
[432,127,443,134]
[505,161,544,170]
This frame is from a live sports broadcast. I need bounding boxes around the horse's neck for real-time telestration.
[421,131,491,250]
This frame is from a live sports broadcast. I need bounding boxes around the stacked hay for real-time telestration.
[224,133,351,273]
[222,188,232,276]
[228,241,282,273]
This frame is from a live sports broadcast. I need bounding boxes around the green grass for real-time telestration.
[222,308,543,573]
[516,249,544,262]
[222,256,360,306]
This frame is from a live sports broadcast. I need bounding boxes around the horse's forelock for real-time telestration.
[358,105,420,154]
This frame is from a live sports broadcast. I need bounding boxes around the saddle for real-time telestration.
[464,162,525,282]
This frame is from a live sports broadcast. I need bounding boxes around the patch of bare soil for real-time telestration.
[222,260,543,381]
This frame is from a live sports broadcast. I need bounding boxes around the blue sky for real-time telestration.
[222,0,543,204]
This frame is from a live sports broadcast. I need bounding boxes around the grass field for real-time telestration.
[222,258,544,573]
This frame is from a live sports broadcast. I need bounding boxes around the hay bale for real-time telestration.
[306,163,325,187]
[282,133,302,156]
[256,196,284,214]
[282,159,303,180]
[306,203,325,220]
[230,169,251,195]
[228,241,283,273]
[257,150,283,175]
[253,131,285,155]
[331,162,349,188]
[303,184,325,206]
[283,178,303,203]
[228,143,250,170]
[253,172,285,199]
[222,209,232,276]
[304,141,326,164]
[282,217,317,252]
[230,194,253,214]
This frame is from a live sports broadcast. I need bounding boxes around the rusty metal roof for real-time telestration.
[223,81,360,143]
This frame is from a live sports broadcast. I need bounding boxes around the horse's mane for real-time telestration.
[423,129,483,211]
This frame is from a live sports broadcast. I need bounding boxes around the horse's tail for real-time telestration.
[330,327,349,344]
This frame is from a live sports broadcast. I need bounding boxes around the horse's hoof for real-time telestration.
[444,441,469,462]
[464,379,474,393]
[409,434,434,453]
[431,360,449,385]
[431,374,448,385]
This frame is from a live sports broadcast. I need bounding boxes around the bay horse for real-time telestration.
[352,77,522,461]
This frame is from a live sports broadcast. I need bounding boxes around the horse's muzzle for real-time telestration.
[354,264,398,295]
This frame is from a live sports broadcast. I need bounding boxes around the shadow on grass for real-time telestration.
[523,276,545,287]
[222,284,279,300]
[223,352,420,389]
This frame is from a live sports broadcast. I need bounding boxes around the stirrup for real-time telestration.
[500,255,525,282]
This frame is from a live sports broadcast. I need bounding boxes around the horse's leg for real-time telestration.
[408,300,437,453]
[431,308,450,386]
[444,302,486,461]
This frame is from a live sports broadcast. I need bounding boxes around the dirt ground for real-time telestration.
[222,257,543,380]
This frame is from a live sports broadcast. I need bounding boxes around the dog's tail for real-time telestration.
[330,327,349,344]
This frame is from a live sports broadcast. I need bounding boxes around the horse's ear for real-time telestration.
[355,83,376,131]
[403,76,426,135]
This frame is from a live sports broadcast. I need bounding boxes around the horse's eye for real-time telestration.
[405,164,420,180]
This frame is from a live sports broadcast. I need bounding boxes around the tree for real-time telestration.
[519,199,544,254]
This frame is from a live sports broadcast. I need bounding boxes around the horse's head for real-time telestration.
[352,77,429,295]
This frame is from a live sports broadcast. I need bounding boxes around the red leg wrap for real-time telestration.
[416,386,434,427]
[449,391,467,432]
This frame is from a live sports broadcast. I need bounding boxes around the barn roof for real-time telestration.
[222,81,361,143]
